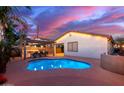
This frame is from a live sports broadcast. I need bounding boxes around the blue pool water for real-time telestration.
[27,59,91,71]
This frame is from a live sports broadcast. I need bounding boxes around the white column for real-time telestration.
[53,43,56,56]
[23,40,27,60]
[0,23,4,41]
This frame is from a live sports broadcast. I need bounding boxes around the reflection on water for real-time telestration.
[34,68,37,71]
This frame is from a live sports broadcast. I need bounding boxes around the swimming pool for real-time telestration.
[27,59,91,71]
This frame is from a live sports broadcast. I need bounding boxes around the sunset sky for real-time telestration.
[20,6,124,40]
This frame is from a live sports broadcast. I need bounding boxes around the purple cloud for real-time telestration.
[18,6,124,39]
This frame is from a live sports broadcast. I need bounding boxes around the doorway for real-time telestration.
[56,43,64,56]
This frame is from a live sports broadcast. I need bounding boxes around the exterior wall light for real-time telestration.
[122,45,124,48]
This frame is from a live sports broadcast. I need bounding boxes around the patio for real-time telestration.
[4,56,124,86]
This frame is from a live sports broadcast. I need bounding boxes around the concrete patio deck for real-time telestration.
[4,56,124,86]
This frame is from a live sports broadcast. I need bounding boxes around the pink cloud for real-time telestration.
[27,6,124,39]
[38,7,104,37]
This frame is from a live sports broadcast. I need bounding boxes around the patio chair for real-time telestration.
[31,52,41,58]
[39,50,48,57]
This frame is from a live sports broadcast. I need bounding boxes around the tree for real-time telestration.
[0,6,31,73]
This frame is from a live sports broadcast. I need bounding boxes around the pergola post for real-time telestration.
[23,41,26,60]
[53,43,56,56]
[0,23,4,41]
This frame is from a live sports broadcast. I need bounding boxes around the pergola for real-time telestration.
[22,37,56,59]
[26,37,55,45]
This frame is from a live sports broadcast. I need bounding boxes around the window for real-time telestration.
[67,42,78,52]
[68,43,73,51]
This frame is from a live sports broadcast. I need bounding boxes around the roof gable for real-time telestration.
[55,31,112,42]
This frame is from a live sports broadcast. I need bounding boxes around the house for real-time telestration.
[54,31,112,59]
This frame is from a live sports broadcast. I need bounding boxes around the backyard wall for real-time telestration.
[101,54,124,75]
[56,32,108,59]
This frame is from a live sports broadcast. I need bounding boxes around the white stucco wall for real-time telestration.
[55,32,109,59]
